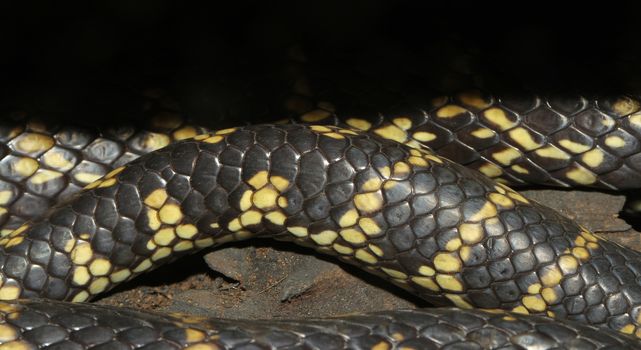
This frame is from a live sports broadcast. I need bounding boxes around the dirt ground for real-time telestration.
[96,188,641,320]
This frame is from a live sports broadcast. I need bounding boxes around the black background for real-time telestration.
[1,2,640,124]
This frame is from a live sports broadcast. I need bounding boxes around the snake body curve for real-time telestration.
[290,90,641,190]
[1,97,641,348]
[3,92,641,232]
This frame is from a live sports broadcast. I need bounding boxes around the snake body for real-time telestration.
[1,300,638,349]
[1,96,641,348]
[291,91,641,190]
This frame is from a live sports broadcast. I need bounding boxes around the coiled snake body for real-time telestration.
[0,92,641,349]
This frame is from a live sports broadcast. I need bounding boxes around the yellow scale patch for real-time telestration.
[287,226,308,237]
[159,204,183,225]
[13,157,39,177]
[510,164,529,174]
[0,285,21,300]
[629,113,641,127]
[446,294,473,309]
[84,166,125,190]
[141,132,171,151]
[0,191,12,206]
[604,135,626,148]
[507,127,543,151]
[411,276,440,291]
[71,242,93,265]
[488,193,514,209]
[534,145,570,160]
[558,139,591,154]
[184,328,207,343]
[332,243,354,255]
[408,156,428,167]
[412,131,436,142]
[154,228,176,246]
[355,248,378,264]
[436,105,468,118]
[338,209,359,227]
[14,133,54,153]
[433,252,461,273]
[502,189,530,205]
[369,244,384,257]
[482,108,517,131]
[358,217,381,236]
[458,91,492,110]
[392,117,412,131]
[89,277,110,294]
[339,228,366,244]
[612,96,640,116]
[381,267,407,280]
[373,124,408,144]
[470,128,496,139]
[0,323,18,342]
[144,189,169,209]
[300,109,332,122]
[110,269,132,283]
[42,149,75,171]
[310,230,337,246]
[491,147,522,166]
[435,274,464,292]
[88,259,112,276]
[393,161,411,177]
[75,172,103,185]
[173,126,199,140]
[581,148,605,168]
[458,223,484,244]
[204,135,224,144]
[478,163,503,178]
[565,165,597,185]
[468,201,498,222]
[309,125,346,140]
[345,118,372,131]
[354,192,383,213]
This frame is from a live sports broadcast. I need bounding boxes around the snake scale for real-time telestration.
[1,88,641,349]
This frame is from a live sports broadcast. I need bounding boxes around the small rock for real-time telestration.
[203,246,253,283]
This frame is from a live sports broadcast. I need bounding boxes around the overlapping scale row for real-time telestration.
[293,87,641,189]
[0,109,208,233]
[1,125,641,338]
[0,301,638,349]
[2,90,641,239]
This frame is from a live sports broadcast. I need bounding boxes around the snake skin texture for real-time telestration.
[0,300,638,349]
[0,123,641,349]
[289,89,641,190]
[3,93,641,235]
[0,108,208,233]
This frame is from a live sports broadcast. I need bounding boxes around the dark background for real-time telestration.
[1,2,640,125]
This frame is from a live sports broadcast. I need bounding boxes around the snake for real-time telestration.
[1,88,641,349]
